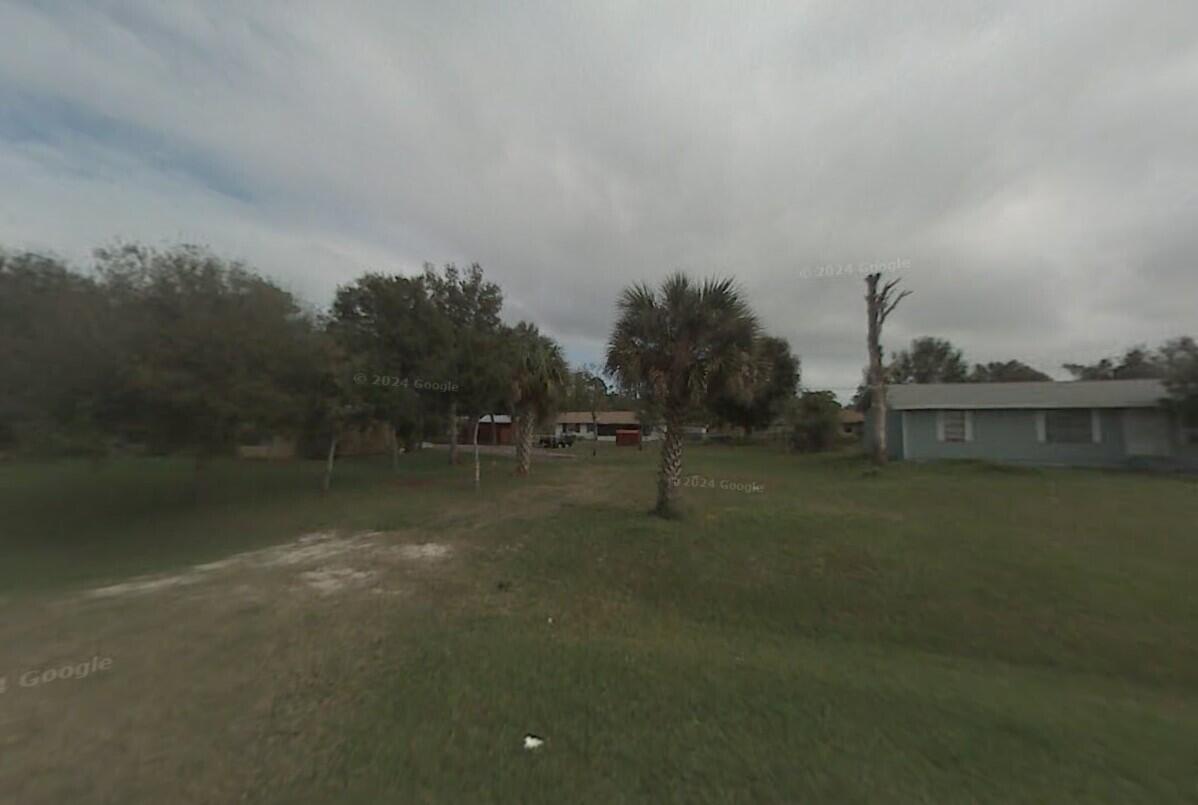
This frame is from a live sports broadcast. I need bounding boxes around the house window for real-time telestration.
[1044,410,1093,443]
[937,410,972,442]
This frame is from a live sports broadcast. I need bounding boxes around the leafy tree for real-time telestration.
[787,390,840,453]
[1158,336,1198,419]
[606,274,758,517]
[850,367,874,412]
[561,367,607,411]
[708,335,800,436]
[460,326,516,487]
[569,364,609,456]
[329,272,452,459]
[968,360,1052,382]
[890,337,968,384]
[422,263,505,465]
[1064,345,1167,380]
[1059,336,1196,423]
[508,322,568,475]
[0,250,122,457]
[303,327,374,492]
[94,243,321,493]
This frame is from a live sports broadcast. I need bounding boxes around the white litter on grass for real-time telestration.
[194,557,241,572]
[298,567,377,595]
[523,734,545,750]
[395,543,451,561]
[87,574,201,598]
[258,532,375,567]
[82,531,451,600]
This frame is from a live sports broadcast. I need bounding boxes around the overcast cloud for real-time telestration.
[2,1,1196,398]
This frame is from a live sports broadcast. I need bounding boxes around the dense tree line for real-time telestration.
[0,244,575,488]
[2,245,815,499]
[5,243,836,512]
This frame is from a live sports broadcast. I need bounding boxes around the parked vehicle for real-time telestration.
[538,433,576,448]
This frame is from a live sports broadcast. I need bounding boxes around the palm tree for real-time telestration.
[509,322,568,476]
[605,274,758,517]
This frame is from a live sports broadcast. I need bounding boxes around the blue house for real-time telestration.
[865,379,1198,470]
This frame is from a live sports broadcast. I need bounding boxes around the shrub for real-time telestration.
[787,392,841,453]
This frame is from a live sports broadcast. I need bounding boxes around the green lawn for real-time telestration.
[0,450,513,594]
[3,446,1197,802]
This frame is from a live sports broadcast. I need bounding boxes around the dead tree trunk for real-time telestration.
[448,399,459,465]
[865,272,911,466]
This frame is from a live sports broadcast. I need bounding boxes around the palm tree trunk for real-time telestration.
[514,412,534,476]
[322,433,338,494]
[448,399,459,465]
[522,418,535,474]
[654,408,684,516]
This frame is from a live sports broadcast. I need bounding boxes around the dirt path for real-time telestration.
[0,529,458,804]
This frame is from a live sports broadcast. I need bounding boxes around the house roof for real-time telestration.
[555,410,640,425]
[883,379,1168,410]
[839,409,865,424]
[477,414,512,424]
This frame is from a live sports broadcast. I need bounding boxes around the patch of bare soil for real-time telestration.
[0,530,454,805]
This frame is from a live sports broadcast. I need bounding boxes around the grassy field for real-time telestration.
[2,445,1197,802]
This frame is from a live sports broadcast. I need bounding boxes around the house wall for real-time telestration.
[899,409,1127,466]
[863,403,1198,471]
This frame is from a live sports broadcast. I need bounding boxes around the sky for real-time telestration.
[2,1,1196,400]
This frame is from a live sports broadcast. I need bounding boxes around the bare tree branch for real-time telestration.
[880,288,912,324]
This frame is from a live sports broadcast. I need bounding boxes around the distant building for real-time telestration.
[239,422,392,460]
[865,379,1198,469]
[554,411,645,441]
[839,409,865,438]
[461,414,514,445]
